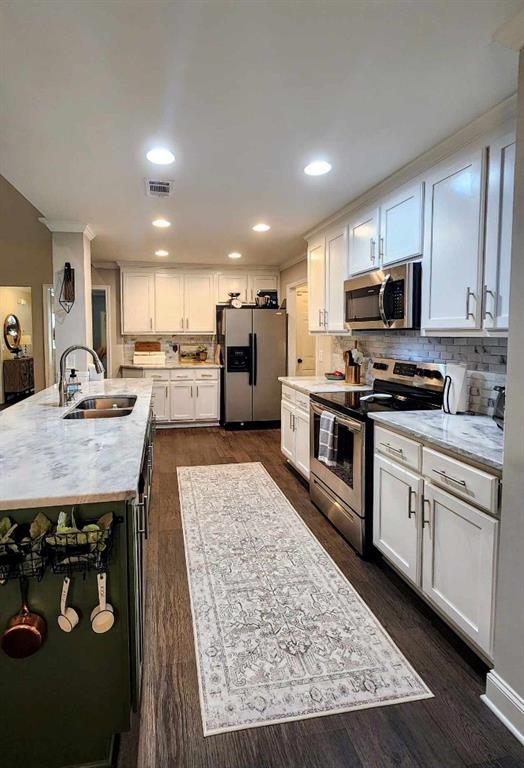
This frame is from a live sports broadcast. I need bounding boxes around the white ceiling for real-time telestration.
[0,0,520,267]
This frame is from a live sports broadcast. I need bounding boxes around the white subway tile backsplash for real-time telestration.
[332,332,506,416]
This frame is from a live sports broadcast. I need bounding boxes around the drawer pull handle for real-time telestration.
[408,488,416,519]
[380,441,403,456]
[422,495,431,533]
[432,468,467,487]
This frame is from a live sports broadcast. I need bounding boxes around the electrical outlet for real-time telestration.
[487,397,495,408]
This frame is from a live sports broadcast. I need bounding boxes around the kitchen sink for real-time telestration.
[75,396,137,410]
[63,407,134,419]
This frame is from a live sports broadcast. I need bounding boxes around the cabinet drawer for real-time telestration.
[194,369,219,381]
[281,385,296,404]
[375,426,421,472]
[422,447,499,514]
[295,391,310,412]
[143,369,170,381]
[172,369,195,381]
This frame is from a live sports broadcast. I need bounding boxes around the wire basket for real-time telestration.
[45,519,116,575]
[0,536,47,582]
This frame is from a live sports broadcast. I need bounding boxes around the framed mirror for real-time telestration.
[3,313,22,352]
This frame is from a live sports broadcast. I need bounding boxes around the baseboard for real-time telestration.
[481,670,524,746]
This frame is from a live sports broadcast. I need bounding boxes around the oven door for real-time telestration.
[310,402,363,516]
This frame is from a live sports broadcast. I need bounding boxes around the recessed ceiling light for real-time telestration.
[152,218,171,228]
[252,223,271,232]
[228,252,242,259]
[146,147,175,165]
[155,249,169,257]
[304,160,332,176]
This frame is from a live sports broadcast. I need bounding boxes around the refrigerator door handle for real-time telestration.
[248,333,253,386]
[253,333,258,386]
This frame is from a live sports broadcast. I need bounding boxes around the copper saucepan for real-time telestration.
[2,578,46,658]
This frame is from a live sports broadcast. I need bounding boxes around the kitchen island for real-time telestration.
[0,379,153,768]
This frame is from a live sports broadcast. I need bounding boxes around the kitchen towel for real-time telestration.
[318,411,337,466]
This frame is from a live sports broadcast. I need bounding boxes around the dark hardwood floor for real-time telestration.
[118,427,524,768]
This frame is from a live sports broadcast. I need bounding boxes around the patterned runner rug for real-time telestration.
[178,462,432,735]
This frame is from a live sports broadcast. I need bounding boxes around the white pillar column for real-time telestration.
[40,220,95,375]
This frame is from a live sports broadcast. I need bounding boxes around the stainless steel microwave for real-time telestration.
[344,262,421,331]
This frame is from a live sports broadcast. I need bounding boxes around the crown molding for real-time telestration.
[279,253,307,271]
[493,7,524,51]
[115,260,280,272]
[92,260,118,269]
[39,219,96,240]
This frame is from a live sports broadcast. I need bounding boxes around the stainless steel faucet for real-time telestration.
[58,345,104,406]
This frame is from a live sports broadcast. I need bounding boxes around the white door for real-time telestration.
[373,455,422,586]
[170,382,195,421]
[152,382,170,421]
[249,274,278,304]
[348,206,380,275]
[295,287,316,376]
[194,381,219,420]
[421,148,484,330]
[294,409,310,478]
[281,400,295,461]
[380,181,424,266]
[184,274,215,333]
[484,131,515,330]
[307,238,326,331]
[422,483,498,655]
[325,223,348,333]
[217,273,249,303]
[155,272,184,333]
[122,272,154,333]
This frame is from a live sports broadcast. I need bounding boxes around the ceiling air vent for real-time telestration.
[145,179,174,198]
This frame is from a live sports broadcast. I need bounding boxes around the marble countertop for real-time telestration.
[121,363,221,370]
[279,376,371,396]
[370,411,504,472]
[0,379,153,511]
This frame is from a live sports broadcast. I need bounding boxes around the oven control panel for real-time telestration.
[372,358,445,390]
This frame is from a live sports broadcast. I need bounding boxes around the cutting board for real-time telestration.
[135,341,161,352]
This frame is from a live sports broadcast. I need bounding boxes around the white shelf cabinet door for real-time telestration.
[249,274,278,304]
[155,272,184,333]
[122,272,155,334]
[325,223,348,333]
[380,181,424,266]
[484,131,516,330]
[421,147,484,330]
[307,237,326,332]
[184,274,216,334]
[348,205,380,276]
[194,381,219,421]
[422,482,498,656]
[281,400,295,461]
[151,382,170,422]
[217,273,249,303]
[293,409,310,479]
[373,454,422,586]
[170,382,195,421]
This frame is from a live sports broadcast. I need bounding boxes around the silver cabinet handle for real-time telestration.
[422,495,431,532]
[323,309,328,327]
[379,236,384,258]
[180,317,184,329]
[136,495,148,535]
[186,317,189,329]
[379,441,403,456]
[190,386,193,398]
[165,386,168,398]
[318,309,322,327]
[150,317,153,329]
[292,414,296,431]
[370,238,376,264]
[432,468,467,487]
[466,287,475,320]
[378,274,392,326]
[483,284,495,320]
[408,488,416,519]
[196,385,199,397]
[289,411,293,429]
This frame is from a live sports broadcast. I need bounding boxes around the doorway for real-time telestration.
[286,282,316,376]
[92,286,111,377]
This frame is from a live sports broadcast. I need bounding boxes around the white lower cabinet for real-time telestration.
[373,455,422,586]
[373,427,499,658]
[151,382,170,422]
[133,368,220,425]
[421,482,498,656]
[170,382,195,421]
[280,394,309,479]
[194,381,219,420]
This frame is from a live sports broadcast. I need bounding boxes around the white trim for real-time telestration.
[38,219,96,240]
[117,260,279,272]
[482,670,524,745]
[279,253,307,271]
[42,283,55,387]
[493,7,524,52]
[92,284,112,379]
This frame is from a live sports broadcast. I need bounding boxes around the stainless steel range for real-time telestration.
[310,357,446,556]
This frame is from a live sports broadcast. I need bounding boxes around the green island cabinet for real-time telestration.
[1,417,154,768]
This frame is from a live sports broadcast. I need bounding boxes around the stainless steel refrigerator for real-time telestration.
[217,307,287,427]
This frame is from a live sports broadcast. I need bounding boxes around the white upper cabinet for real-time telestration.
[217,273,249,303]
[325,223,348,333]
[484,131,516,330]
[184,273,215,333]
[421,147,484,330]
[249,274,278,303]
[122,272,155,334]
[307,237,326,332]
[155,272,184,333]
[348,205,380,276]
[380,181,424,267]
